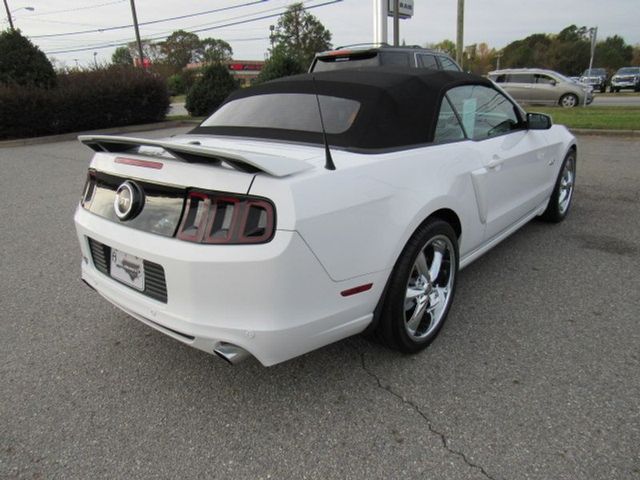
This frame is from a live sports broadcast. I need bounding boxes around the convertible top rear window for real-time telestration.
[201,94,360,134]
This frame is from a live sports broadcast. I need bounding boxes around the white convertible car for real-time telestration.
[74,68,576,366]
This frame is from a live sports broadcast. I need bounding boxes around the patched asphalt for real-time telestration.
[1,130,639,480]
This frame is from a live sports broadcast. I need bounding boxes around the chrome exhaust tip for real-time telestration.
[213,342,251,365]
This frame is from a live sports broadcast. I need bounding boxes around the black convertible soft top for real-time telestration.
[190,67,495,150]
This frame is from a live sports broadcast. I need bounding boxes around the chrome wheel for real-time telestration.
[560,94,578,108]
[558,155,575,214]
[404,235,455,340]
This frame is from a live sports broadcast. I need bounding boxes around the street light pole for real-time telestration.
[585,26,598,106]
[129,0,145,67]
[3,0,15,30]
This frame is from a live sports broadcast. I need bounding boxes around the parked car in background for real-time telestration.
[74,68,576,366]
[488,68,593,107]
[609,67,640,92]
[310,44,461,72]
[580,67,608,93]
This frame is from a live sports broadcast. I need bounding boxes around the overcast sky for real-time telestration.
[5,0,639,68]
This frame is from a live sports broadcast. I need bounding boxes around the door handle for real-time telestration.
[487,155,504,170]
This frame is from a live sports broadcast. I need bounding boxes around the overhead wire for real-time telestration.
[31,0,271,39]
[43,0,342,55]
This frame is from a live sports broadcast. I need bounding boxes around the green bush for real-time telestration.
[0,29,56,88]
[185,64,238,116]
[167,73,186,96]
[0,66,169,140]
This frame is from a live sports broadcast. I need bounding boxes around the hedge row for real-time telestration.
[0,66,169,140]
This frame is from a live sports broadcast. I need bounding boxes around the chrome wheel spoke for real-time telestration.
[415,251,428,276]
[406,297,428,333]
[429,244,444,284]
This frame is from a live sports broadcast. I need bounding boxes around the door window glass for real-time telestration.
[418,54,439,69]
[446,85,522,140]
[507,73,535,83]
[433,97,466,143]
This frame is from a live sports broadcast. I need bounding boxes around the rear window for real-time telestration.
[312,52,379,72]
[201,93,361,134]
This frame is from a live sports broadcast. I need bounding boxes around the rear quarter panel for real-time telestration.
[250,142,486,282]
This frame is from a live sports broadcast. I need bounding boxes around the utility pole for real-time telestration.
[456,0,464,68]
[129,0,145,67]
[393,0,400,46]
[3,0,14,30]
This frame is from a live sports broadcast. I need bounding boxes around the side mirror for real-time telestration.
[550,80,557,86]
[527,112,552,130]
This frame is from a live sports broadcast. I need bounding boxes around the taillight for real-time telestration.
[177,191,275,244]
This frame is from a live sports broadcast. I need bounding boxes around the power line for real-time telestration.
[31,0,270,39]
[44,0,342,55]
[20,0,127,18]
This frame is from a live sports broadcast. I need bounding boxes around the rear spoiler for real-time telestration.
[77,135,314,178]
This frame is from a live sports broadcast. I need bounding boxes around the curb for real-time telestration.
[570,128,640,137]
[0,120,200,148]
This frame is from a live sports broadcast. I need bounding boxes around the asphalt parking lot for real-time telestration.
[1,129,639,480]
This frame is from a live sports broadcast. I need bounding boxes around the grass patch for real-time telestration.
[528,106,640,130]
[170,95,186,103]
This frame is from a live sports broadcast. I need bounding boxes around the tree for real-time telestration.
[256,45,304,83]
[271,3,332,68]
[633,45,640,66]
[112,46,133,66]
[427,39,456,58]
[126,39,164,64]
[0,29,56,88]
[465,42,496,75]
[594,36,633,72]
[161,30,201,71]
[185,63,238,116]
[199,38,233,64]
[502,33,551,69]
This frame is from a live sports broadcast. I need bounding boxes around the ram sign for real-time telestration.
[387,0,414,18]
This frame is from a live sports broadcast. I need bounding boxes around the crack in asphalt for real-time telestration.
[360,352,498,480]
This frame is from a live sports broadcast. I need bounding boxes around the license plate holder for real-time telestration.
[110,248,145,291]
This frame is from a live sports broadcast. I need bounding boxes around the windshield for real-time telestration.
[582,68,605,76]
[617,67,640,75]
[201,93,361,134]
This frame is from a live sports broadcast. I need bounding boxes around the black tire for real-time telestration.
[540,150,576,223]
[375,219,459,353]
[559,93,578,108]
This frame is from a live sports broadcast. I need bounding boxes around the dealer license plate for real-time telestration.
[110,249,145,291]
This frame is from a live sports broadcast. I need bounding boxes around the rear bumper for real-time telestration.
[74,206,382,366]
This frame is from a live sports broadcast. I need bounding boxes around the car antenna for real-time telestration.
[312,76,336,171]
